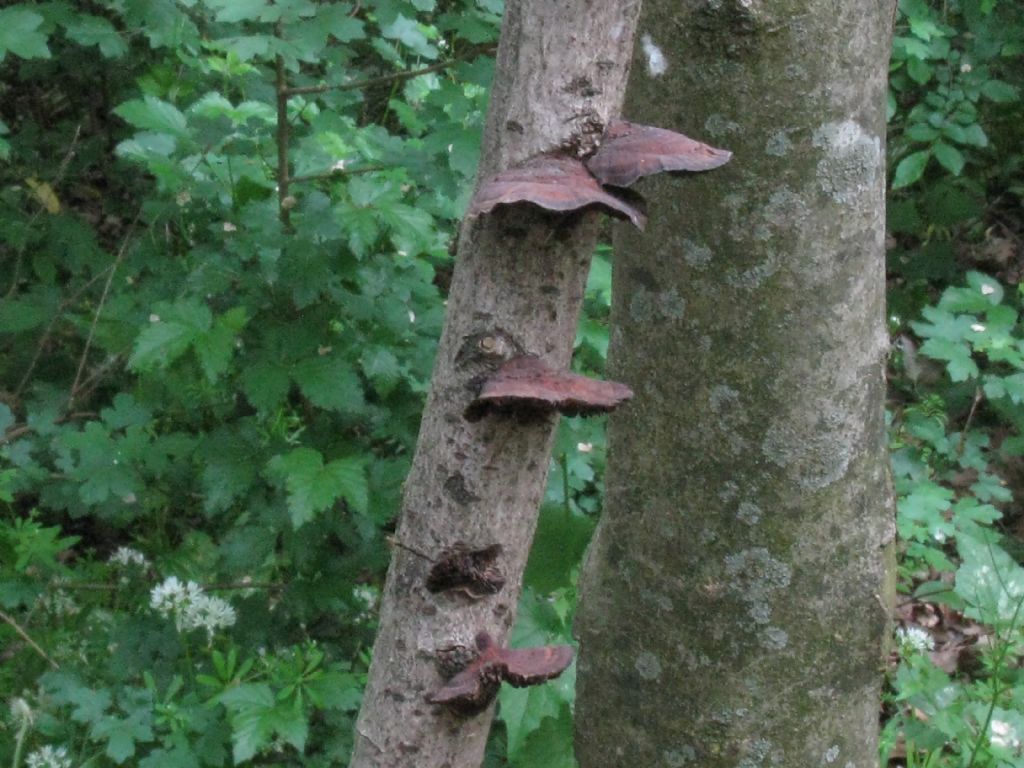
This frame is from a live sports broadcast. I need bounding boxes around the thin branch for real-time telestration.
[386,534,433,562]
[289,163,391,185]
[1,411,97,446]
[275,22,292,229]
[68,212,140,409]
[283,48,495,97]
[13,261,118,398]
[0,609,59,670]
[956,386,984,457]
[61,580,284,592]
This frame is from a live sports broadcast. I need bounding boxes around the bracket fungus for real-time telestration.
[465,355,634,422]
[426,542,505,598]
[586,119,732,187]
[388,538,506,598]
[428,631,575,714]
[467,154,646,229]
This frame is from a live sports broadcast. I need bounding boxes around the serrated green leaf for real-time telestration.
[292,355,365,413]
[206,0,269,22]
[318,5,366,42]
[324,456,368,514]
[267,448,366,526]
[129,301,212,371]
[0,7,50,61]
[63,14,127,58]
[115,96,189,138]
[892,150,931,189]
[956,537,1024,627]
[240,358,291,413]
[381,15,438,59]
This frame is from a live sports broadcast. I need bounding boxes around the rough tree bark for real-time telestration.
[574,2,896,767]
[349,3,641,767]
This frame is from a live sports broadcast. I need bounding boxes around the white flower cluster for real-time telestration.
[150,576,236,640]
[351,584,379,624]
[109,547,149,568]
[35,588,80,618]
[25,745,72,768]
[896,625,934,654]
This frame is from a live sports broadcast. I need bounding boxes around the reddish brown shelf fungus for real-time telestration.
[467,154,647,229]
[428,631,575,715]
[465,355,634,422]
[586,119,732,188]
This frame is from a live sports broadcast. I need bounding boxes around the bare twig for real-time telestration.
[956,386,984,457]
[62,580,284,592]
[0,609,59,670]
[385,534,433,562]
[282,47,495,97]
[275,22,292,229]
[13,261,120,398]
[68,212,141,409]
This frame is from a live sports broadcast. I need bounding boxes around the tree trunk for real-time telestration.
[349,3,641,767]
[574,2,896,767]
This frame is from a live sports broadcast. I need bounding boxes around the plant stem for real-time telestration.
[274,22,292,229]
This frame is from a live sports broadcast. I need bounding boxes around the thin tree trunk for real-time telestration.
[349,3,641,767]
[574,2,896,766]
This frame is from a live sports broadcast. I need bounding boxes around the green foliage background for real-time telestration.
[0,0,1021,766]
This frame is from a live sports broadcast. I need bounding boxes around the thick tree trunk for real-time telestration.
[574,2,896,767]
[349,3,641,767]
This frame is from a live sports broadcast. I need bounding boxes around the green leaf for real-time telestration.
[892,150,931,189]
[206,0,269,22]
[90,709,154,764]
[267,448,367,526]
[323,455,368,515]
[114,96,189,139]
[381,15,438,59]
[956,537,1024,628]
[194,307,249,382]
[240,358,291,413]
[508,707,576,768]
[980,79,1019,103]
[318,5,366,42]
[292,355,365,414]
[931,142,964,175]
[0,7,50,61]
[63,14,127,58]
[129,301,213,371]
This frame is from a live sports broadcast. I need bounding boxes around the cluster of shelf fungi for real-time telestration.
[402,119,731,715]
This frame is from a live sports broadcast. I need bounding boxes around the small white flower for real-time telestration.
[151,577,235,640]
[149,314,160,323]
[109,547,149,568]
[896,625,934,653]
[25,745,71,768]
[331,159,346,171]
[223,222,237,232]
[991,719,1020,749]
[408,310,416,323]
[971,323,986,333]
[577,442,593,453]
[960,62,973,74]
[981,283,996,295]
